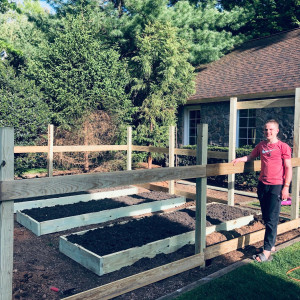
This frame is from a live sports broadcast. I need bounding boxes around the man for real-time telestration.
[232,119,292,262]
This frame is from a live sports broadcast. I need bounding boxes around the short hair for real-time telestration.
[265,119,279,129]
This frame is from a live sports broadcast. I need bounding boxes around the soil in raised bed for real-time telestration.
[21,191,178,222]
[66,204,252,256]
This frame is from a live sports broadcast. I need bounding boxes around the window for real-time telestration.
[189,110,201,145]
[184,107,201,145]
[238,109,256,147]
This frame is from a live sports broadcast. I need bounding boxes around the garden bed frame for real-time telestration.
[13,186,138,213]
[59,206,254,276]
[1,88,300,300]
[16,195,186,235]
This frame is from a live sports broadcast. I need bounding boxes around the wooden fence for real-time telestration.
[1,125,300,299]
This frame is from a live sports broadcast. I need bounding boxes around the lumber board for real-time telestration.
[47,124,54,177]
[0,128,14,300]
[14,146,48,153]
[53,145,127,152]
[0,165,206,201]
[64,218,299,300]
[195,124,207,254]
[60,210,252,275]
[127,127,132,171]
[206,160,261,176]
[291,88,300,220]
[205,218,300,260]
[13,186,138,213]
[228,97,237,206]
[17,196,186,236]
[64,252,205,300]
[137,182,227,204]
[237,98,295,110]
[169,126,175,194]
[2,158,300,202]
[132,145,169,154]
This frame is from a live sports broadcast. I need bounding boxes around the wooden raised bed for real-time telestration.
[16,194,186,236]
[14,186,138,213]
[59,204,254,276]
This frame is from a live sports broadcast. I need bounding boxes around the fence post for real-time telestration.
[291,88,300,219]
[47,124,54,177]
[127,127,132,171]
[228,97,237,206]
[0,127,14,300]
[169,126,175,194]
[195,124,208,255]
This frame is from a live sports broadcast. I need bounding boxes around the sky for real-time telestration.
[40,0,55,13]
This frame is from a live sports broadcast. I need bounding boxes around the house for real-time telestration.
[179,27,300,148]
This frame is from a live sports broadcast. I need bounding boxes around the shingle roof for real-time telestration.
[188,28,300,102]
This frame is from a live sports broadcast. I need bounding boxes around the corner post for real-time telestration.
[127,127,132,171]
[195,124,208,256]
[169,126,175,194]
[0,127,14,300]
[47,124,54,177]
[291,88,300,219]
[228,97,237,206]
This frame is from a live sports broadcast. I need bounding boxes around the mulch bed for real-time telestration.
[66,204,252,256]
[20,192,178,222]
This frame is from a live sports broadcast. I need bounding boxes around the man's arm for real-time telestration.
[282,158,292,199]
[232,154,255,166]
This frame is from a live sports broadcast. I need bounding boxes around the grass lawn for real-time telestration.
[21,168,48,175]
[176,242,300,300]
[248,200,300,215]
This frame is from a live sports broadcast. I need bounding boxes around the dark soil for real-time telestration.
[21,192,178,222]
[67,204,251,256]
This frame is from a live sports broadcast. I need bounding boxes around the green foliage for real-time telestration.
[0,63,50,145]
[30,11,134,138]
[220,0,300,38]
[131,21,195,148]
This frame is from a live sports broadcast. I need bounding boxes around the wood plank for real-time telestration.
[14,146,48,153]
[53,145,127,152]
[0,165,206,201]
[47,124,54,177]
[169,126,175,194]
[173,149,227,159]
[291,88,300,220]
[206,160,261,176]
[205,218,300,260]
[17,196,186,235]
[64,218,299,300]
[237,98,295,110]
[228,97,237,206]
[3,158,300,202]
[127,127,132,171]
[13,186,138,213]
[195,124,208,254]
[132,146,169,154]
[0,128,14,300]
[63,253,205,300]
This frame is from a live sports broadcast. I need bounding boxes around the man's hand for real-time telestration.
[281,186,289,200]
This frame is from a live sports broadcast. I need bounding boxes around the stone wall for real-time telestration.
[179,102,295,148]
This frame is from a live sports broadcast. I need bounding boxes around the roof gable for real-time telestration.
[189,28,300,102]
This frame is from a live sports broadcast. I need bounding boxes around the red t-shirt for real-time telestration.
[251,140,292,185]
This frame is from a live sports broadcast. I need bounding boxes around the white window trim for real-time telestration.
[183,105,202,145]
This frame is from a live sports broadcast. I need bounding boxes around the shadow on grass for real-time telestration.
[177,253,300,300]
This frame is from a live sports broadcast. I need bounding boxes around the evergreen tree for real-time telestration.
[131,21,195,150]
[219,0,300,38]
[29,11,133,137]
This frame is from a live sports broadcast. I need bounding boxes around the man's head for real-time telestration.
[264,119,279,142]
